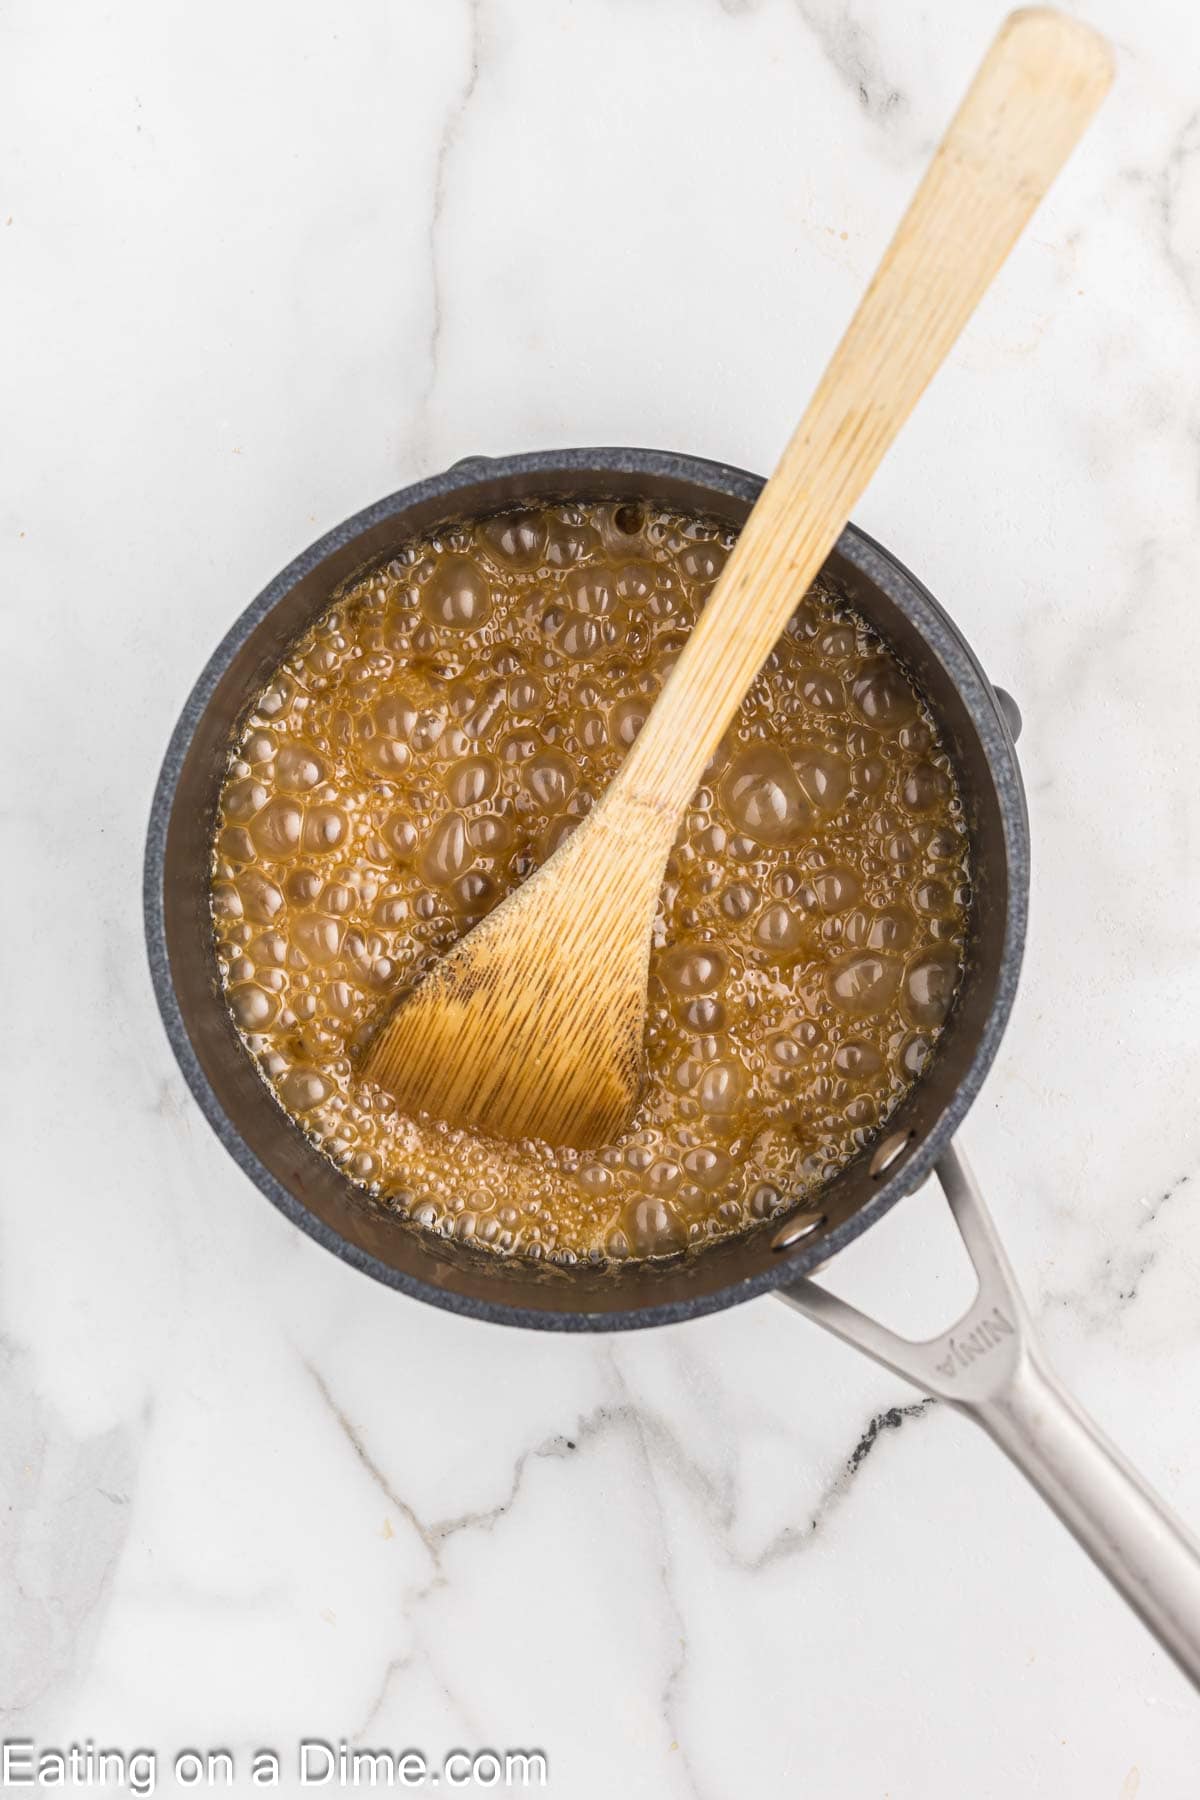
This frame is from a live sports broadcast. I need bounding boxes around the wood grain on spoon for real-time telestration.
[365,8,1112,1148]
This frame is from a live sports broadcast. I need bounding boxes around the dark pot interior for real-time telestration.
[145,448,1028,1330]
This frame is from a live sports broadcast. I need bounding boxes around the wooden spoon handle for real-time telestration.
[617,7,1112,816]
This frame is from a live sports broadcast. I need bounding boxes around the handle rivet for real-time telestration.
[870,1129,915,1178]
[772,1210,825,1251]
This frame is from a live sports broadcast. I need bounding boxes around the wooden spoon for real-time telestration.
[365,8,1112,1148]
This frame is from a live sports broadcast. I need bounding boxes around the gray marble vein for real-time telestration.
[794,0,907,124]
[416,0,485,464]
[0,1345,143,1725]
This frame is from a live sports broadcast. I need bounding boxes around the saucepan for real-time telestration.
[144,446,1200,1687]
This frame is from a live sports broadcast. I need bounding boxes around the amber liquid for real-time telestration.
[211,501,969,1263]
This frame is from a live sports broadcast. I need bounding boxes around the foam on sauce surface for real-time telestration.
[211,501,970,1263]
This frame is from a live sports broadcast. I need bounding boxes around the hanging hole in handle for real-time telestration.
[870,1128,916,1178]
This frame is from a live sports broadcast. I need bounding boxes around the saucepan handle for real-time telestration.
[778,1142,1200,1690]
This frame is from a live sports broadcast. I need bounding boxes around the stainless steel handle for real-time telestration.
[779,1142,1200,1690]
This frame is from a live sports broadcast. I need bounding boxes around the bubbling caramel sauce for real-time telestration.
[211,500,969,1263]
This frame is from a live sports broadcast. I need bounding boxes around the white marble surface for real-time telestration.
[4,0,1200,1793]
